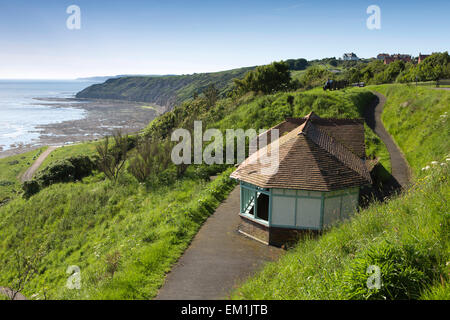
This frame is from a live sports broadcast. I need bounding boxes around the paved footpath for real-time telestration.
[364,91,411,188]
[157,91,411,300]
[156,186,282,300]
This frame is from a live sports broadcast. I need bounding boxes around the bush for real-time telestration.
[299,66,332,89]
[286,58,309,71]
[22,180,41,198]
[234,61,293,94]
[36,156,95,187]
[96,131,129,182]
[128,138,172,183]
[343,241,438,299]
[21,155,95,197]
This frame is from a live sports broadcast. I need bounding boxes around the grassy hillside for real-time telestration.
[372,85,450,175]
[0,168,236,299]
[233,165,449,299]
[0,87,391,300]
[76,67,253,109]
[212,87,391,174]
[232,85,450,300]
[40,142,99,170]
[0,147,47,204]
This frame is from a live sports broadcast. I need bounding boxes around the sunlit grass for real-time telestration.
[232,84,449,300]
[0,147,47,203]
[0,169,236,299]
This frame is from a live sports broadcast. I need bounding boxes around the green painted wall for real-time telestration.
[239,182,360,230]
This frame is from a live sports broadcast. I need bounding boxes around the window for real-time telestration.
[240,183,270,224]
[241,187,255,214]
[256,193,269,221]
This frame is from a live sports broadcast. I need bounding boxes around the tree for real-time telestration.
[286,58,309,70]
[5,246,46,300]
[203,84,219,107]
[360,60,386,84]
[416,52,450,82]
[128,137,172,183]
[329,59,338,67]
[234,61,292,94]
[299,66,332,89]
[96,130,129,182]
[344,67,363,84]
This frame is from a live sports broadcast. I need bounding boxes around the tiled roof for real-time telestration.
[231,112,372,191]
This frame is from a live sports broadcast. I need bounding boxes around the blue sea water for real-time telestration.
[0,80,96,151]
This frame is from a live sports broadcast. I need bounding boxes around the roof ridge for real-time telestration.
[305,121,362,158]
[286,116,364,123]
[300,121,372,183]
[265,134,328,188]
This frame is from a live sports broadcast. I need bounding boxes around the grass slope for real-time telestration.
[232,84,449,300]
[0,169,236,299]
[372,85,450,175]
[39,142,98,170]
[0,147,47,204]
[0,87,391,299]
[213,87,391,174]
[233,165,449,299]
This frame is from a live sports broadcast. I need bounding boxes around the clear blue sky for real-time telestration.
[0,0,449,79]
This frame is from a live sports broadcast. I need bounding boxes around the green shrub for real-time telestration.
[36,155,95,187]
[96,131,128,182]
[37,160,75,186]
[128,138,172,183]
[234,61,293,94]
[343,241,438,300]
[22,155,95,197]
[421,283,450,300]
[22,180,41,198]
[0,168,237,299]
[299,66,332,89]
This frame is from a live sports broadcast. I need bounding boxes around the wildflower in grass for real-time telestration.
[431,161,438,165]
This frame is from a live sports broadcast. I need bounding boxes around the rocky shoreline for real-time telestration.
[0,97,162,159]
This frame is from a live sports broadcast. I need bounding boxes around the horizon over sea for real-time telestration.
[0,79,97,152]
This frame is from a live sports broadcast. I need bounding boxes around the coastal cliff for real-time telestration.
[76,67,254,110]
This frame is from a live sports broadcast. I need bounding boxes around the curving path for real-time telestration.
[21,146,59,182]
[156,186,282,300]
[364,91,411,189]
[156,91,410,300]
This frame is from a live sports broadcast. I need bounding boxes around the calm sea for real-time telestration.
[0,80,96,151]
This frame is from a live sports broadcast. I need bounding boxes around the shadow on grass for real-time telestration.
[360,163,403,207]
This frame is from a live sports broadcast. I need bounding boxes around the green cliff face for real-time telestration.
[76,67,254,110]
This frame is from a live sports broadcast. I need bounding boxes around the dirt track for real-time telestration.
[21,146,59,182]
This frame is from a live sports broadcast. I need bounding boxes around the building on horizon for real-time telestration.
[418,53,431,63]
[377,53,390,61]
[343,53,359,61]
[382,53,412,65]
